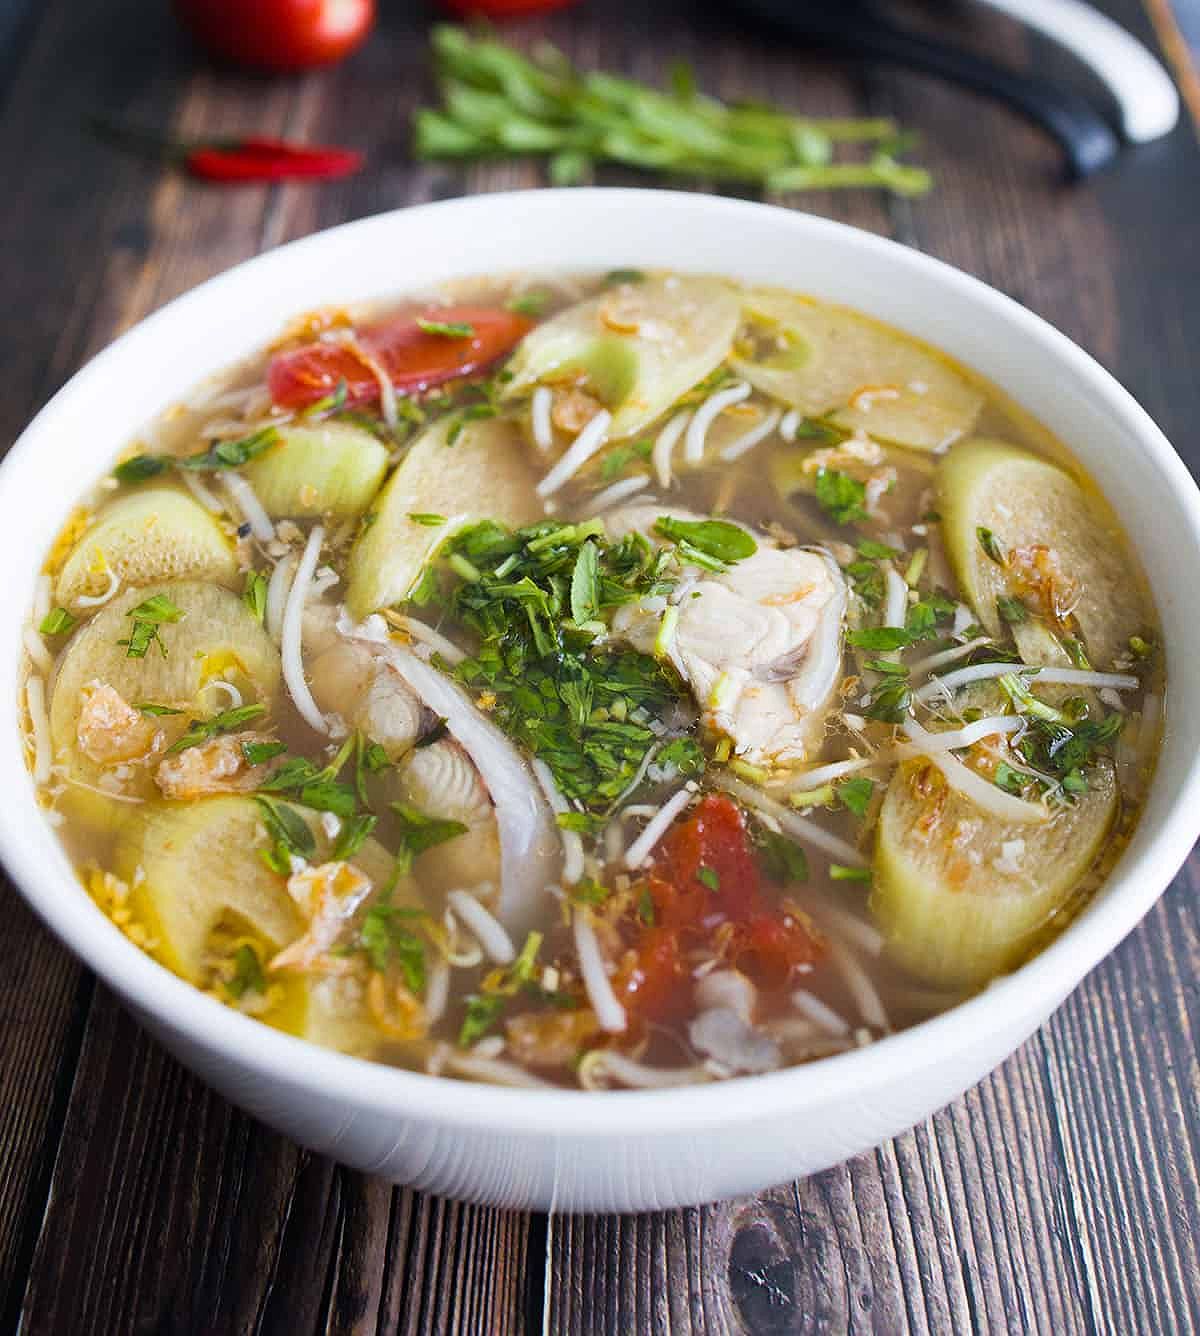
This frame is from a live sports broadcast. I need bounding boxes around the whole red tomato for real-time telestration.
[174,0,375,71]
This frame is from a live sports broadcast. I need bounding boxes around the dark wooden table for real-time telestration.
[2,1,1199,1330]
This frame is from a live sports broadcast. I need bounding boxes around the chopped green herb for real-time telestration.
[332,812,378,861]
[569,878,610,905]
[178,426,281,473]
[1062,636,1092,671]
[38,607,77,637]
[598,438,652,481]
[830,864,871,883]
[814,468,867,524]
[113,454,169,483]
[697,865,720,891]
[459,992,505,1047]
[243,570,269,625]
[655,736,705,779]
[391,801,468,873]
[846,626,913,651]
[409,512,448,526]
[845,560,885,607]
[991,761,1026,795]
[416,316,475,338]
[242,739,286,764]
[865,659,909,677]
[605,268,645,285]
[167,702,266,754]
[857,538,900,560]
[837,777,875,818]
[302,379,349,417]
[653,515,757,564]
[227,944,266,999]
[136,702,184,717]
[255,796,316,875]
[863,681,912,724]
[977,526,1006,565]
[360,902,426,993]
[997,594,1027,625]
[637,887,657,925]
[119,593,183,659]
[755,828,809,884]
[569,539,601,624]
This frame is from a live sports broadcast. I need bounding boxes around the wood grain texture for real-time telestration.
[1,0,1198,1332]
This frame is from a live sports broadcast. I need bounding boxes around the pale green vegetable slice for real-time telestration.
[49,582,281,827]
[871,758,1117,989]
[242,421,389,520]
[113,796,420,1060]
[345,414,541,618]
[937,437,1147,666]
[56,488,237,608]
[502,275,740,440]
[730,290,983,451]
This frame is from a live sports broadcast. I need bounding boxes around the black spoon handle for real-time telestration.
[734,0,1119,178]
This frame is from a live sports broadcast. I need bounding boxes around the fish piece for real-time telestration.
[607,506,847,765]
[307,632,426,758]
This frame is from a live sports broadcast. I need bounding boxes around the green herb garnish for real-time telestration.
[38,607,77,636]
[697,865,720,891]
[458,992,505,1047]
[256,796,316,875]
[242,739,286,765]
[416,316,475,338]
[409,512,448,526]
[243,570,269,625]
[653,515,757,564]
[119,593,182,659]
[227,944,266,999]
[837,777,875,818]
[977,526,1006,565]
[167,703,266,754]
[415,26,931,197]
[814,468,867,525]
[996,594,1027,625]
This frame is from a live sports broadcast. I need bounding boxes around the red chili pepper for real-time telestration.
[186,137,363,182]
[88,116,363,184]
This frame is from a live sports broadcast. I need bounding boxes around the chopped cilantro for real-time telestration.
[697,865,720,891]
[857,538,900,560]
[391,802,468,873]
[846,626,913,651]
[332,812,377,861]
[242,739,286,765]
[359,901,426,992]
[136,702,184,717]
[837,777,875,818]
[255,797,316,875]
[119,594,182,659]
[653,515,757,564]
[167,702,266,754]
[814,468,867,524]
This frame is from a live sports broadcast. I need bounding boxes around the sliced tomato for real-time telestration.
[620,795,823,1008]
[615,923,691,1025]
[652,794,764,928]
[266,305,533,410]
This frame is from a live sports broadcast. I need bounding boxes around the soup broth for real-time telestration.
[20,271,1162,1090]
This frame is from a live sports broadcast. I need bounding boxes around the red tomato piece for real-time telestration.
[266,306,534,410]
[652,794,763,928]
[174,0,375,71]
[615,923,691,1025]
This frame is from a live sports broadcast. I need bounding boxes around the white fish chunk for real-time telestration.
[607,505,846,765]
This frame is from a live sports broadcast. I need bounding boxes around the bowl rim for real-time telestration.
[3,187,1199,1136]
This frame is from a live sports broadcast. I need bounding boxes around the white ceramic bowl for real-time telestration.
[2,190,1198,1213]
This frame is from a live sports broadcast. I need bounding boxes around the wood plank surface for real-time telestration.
[1,0,1198,1332]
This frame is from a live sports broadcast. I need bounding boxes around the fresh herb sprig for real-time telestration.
[441,518,690,812]
[416,26,931,198]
